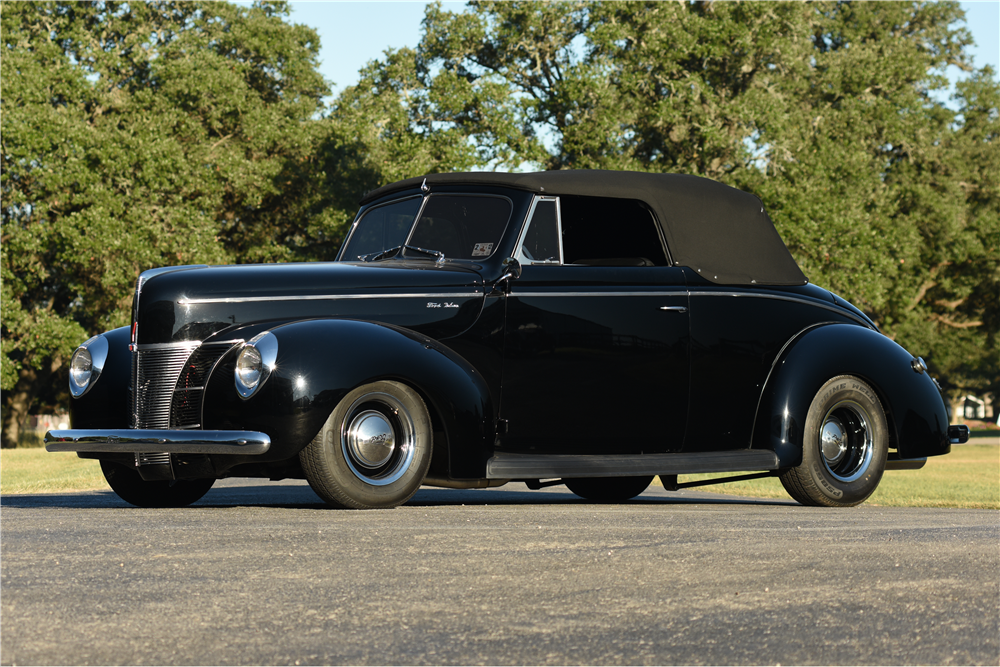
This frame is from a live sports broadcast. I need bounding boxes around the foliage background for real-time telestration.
[2,0,998,446]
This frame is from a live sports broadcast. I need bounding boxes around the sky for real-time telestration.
[287,0,1000,100]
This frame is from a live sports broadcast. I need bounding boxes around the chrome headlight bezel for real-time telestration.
[68,334,110,398]
[234,331,278,399]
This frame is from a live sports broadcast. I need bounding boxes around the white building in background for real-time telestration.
[28,414,70,431]
[964,395,986,420]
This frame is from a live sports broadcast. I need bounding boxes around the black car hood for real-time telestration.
[134,261,487,344]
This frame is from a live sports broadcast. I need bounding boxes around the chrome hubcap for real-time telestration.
[346,411,395,468]
[341,392,415,486]
[821,417,848,466]
[820,400,874,483]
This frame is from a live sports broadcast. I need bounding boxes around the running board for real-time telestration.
[486,450,780,479]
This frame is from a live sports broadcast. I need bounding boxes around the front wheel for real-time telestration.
[299,380,432,509]
[565,476,653,502]
[100,460,215,508]
[780,375,888,507]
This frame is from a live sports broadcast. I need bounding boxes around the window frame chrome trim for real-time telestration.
[514,195,564,266]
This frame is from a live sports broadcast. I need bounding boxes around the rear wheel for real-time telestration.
[100,460,215,508]
[780,376,888,507]
[300,380,432,509]
[565,476,653,502]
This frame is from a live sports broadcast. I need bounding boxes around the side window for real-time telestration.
[516,195,669,267]
[561,196,669,267]
[516,197,562,265]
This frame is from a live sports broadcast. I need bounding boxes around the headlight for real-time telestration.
[234,331,278,399]
[68,334,110,398]
[236,346,263,389]
[69,348,93,396]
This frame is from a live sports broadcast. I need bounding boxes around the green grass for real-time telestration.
[673,444,999,509]
[14,431,47,448]
[2,445,998,509]
[1,449,105,494]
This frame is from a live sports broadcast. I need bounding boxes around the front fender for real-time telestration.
[69,326,132,430]
[753,323,950,466]
[202,319,495,478]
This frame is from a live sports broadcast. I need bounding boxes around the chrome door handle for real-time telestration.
[659,306,688,313]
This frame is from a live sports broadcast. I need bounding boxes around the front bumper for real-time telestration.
[44,429,270,455]
[949,424,970,444]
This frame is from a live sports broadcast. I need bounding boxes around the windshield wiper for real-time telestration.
[361,245,445,263]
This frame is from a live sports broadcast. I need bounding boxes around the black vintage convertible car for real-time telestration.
[46,170,968,508]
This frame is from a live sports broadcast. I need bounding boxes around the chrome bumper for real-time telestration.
[44,429,270,455]
[948,424,970,444]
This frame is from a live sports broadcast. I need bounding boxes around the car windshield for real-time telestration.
[342,195,512,262]
[341,197,422,261]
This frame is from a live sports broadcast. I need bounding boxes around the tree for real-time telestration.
[4,0,996,445]
[301,46,481,250]
[1,1,329,445]
[726,3,999,408]
[886,70,1000,415]
[411,0,999,403]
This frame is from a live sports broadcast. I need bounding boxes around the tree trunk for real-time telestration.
[1,357,63,448]
[949,396,965,426]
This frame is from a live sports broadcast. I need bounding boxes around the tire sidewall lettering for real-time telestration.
[810,461,844,499]
[784,375,889,507]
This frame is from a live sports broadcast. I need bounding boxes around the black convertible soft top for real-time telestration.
[361,170,807,286]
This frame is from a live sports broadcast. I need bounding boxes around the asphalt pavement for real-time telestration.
[2,480,997,665]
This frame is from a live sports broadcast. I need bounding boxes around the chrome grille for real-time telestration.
[131,343,200,429]
[131,342,238,430]
[136,452,171,466]
[170,343,238,429]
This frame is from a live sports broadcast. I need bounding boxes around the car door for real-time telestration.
[498,195,690,456]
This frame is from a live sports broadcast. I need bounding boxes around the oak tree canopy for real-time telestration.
[2,0,997,444]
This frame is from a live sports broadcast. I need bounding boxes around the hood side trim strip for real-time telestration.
[512,291,686,297]
[178,291,483,305]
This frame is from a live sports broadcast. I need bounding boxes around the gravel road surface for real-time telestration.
[2,480,997,665]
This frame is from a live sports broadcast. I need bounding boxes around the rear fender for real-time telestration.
[753,323,950,466]
[202,319,495,478]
